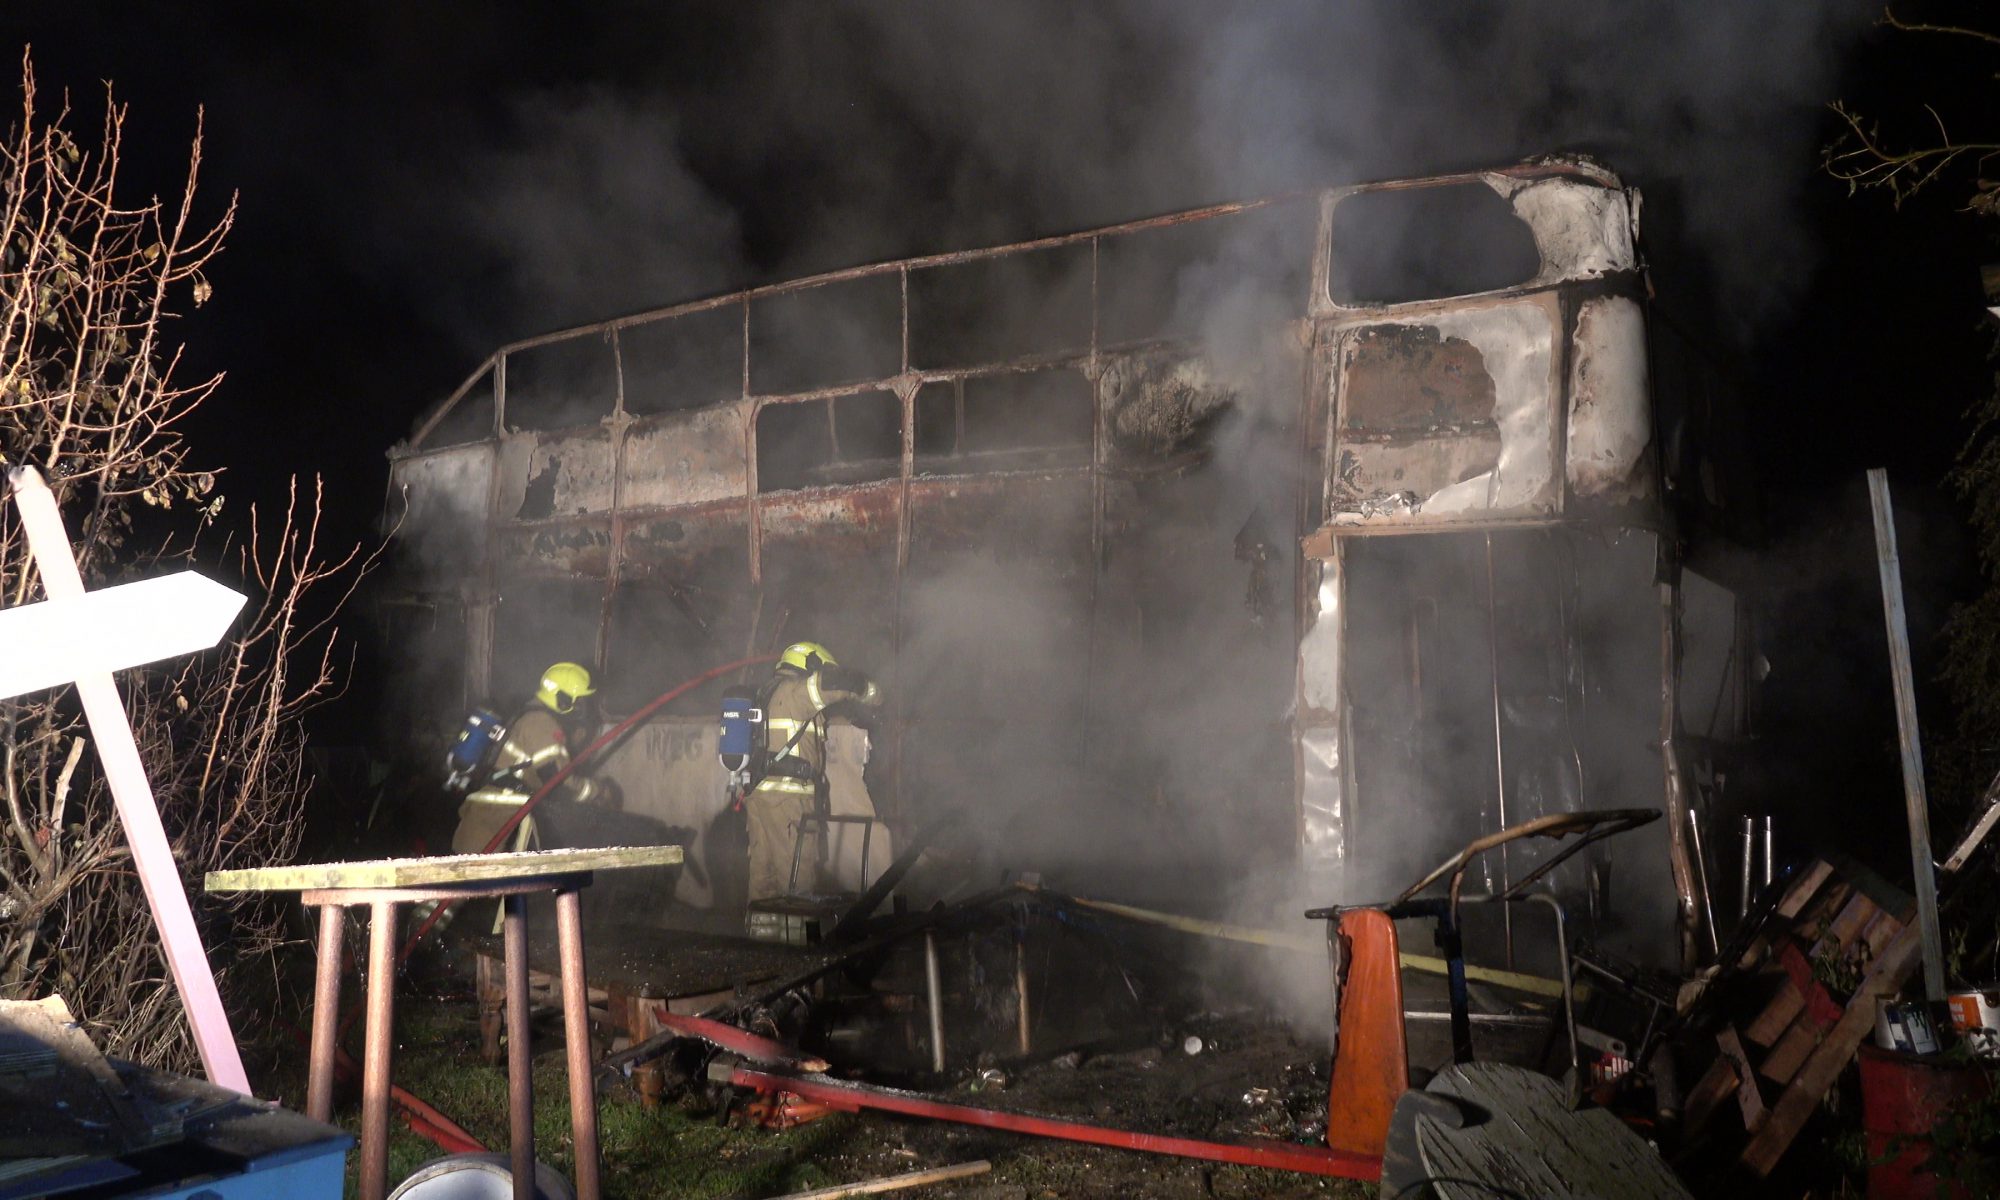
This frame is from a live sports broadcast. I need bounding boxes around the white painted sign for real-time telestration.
[0,571,247,700]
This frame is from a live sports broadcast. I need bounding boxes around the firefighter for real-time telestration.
[746,641,881,905]
[451,661,602,856]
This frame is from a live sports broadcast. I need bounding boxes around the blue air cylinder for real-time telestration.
[719,690,763,787]
[445,707,507,791]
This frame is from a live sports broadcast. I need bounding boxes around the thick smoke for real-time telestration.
[318,1,1873,348]
[363,2,1878,1031]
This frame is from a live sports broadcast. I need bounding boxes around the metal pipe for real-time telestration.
[1403,1011,1555,1027]
[306,904,345,1124]
[1522,893,1579,1099]
[1739,817,1756,922]
[361,900,397,1200]
[1761,814,1776,889]
[1685,808,1720,959]
[1650,1045,1682,1126]
[503,894,534,1200]
[1868,468,1948,1003]
[924,930,946,1075]
[1482,533,1514,968]
[1015,928,1032,1058]
[556,887,602,1200]
[1658,575,1702,971]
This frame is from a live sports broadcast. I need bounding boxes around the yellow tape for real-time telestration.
[1050,890,1573,1000]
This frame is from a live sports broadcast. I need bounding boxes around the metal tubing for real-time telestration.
[924,930,946,1075]
[1521,894,1579,1094]
[306,904,345,1123]
[1404,1011,1555,1027]
[1761,815,1775,888]
[1659,577,1702,971]
[1739,817,1755,922]
[360,900,397,1200]
[556,887,602,1200]
[1685,807,1720,958]
[1482,534,1514,968]
[1868,468,1948,1003]
[1015,929,1032,1058]
[503,895,534,1200]
[1440,920,1473,1065]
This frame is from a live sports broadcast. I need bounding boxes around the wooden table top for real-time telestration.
[204,845,683,894]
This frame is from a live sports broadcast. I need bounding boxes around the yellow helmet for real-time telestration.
[779,642,835,673]
[536,662,596,713]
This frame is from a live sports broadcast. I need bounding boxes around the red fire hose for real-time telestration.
[327,655,778,1052]
[398,653,778,959]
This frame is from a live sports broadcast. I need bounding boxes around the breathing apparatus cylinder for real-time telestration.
[445,707,508,792]
[718,689,764,792]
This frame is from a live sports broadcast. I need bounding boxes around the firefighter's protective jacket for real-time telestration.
[758,665,881,798]
[746,664,880,899]
[452,705,596,854]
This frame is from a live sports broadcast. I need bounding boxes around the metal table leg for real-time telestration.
[360,899,398,1200]
[504,894,535,1200]
[554,886,600,1200]
[306,903,344,1123]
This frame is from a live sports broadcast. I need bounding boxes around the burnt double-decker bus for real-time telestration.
[380,157,1752,965]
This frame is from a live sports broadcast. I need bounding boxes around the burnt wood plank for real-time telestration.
[1743,923,1922,1177]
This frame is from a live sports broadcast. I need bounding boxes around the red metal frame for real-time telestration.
[722,1065,1381,1181]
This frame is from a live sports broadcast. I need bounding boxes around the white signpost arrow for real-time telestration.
[0,571,248,698]
[2,466,251,1093]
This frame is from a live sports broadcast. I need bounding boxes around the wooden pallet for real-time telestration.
[1682,858,1921,1177]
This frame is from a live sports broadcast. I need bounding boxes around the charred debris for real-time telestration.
[368,158,1897,1190]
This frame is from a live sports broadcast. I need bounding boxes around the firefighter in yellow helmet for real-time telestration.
[745,641,881,905]
[451,661,602,856]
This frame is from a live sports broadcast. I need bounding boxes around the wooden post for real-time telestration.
[1867,468,1947,1004]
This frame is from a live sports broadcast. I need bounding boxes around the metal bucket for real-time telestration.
[388,1153,576,1200]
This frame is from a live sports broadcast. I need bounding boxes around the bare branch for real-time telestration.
[0,54,363,1074]
[1883,5,2000,49]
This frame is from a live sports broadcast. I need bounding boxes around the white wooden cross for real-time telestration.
[1,465,251,1093]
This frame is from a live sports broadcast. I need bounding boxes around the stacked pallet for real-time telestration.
[1682,858,1922,1177]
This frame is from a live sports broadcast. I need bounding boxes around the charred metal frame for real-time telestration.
[386,159,1735,962]
[386,192,1304,821]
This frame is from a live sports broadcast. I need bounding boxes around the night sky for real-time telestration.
[4,3,1995,849]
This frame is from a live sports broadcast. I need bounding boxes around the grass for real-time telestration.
[261,997,1374,1200]
[291,1002,869,1199]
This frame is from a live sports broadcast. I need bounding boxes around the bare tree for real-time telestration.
[1824,7,2000,214]
[0,54,364,1071]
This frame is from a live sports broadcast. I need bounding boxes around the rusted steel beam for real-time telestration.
[717,1064,1381,1180]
